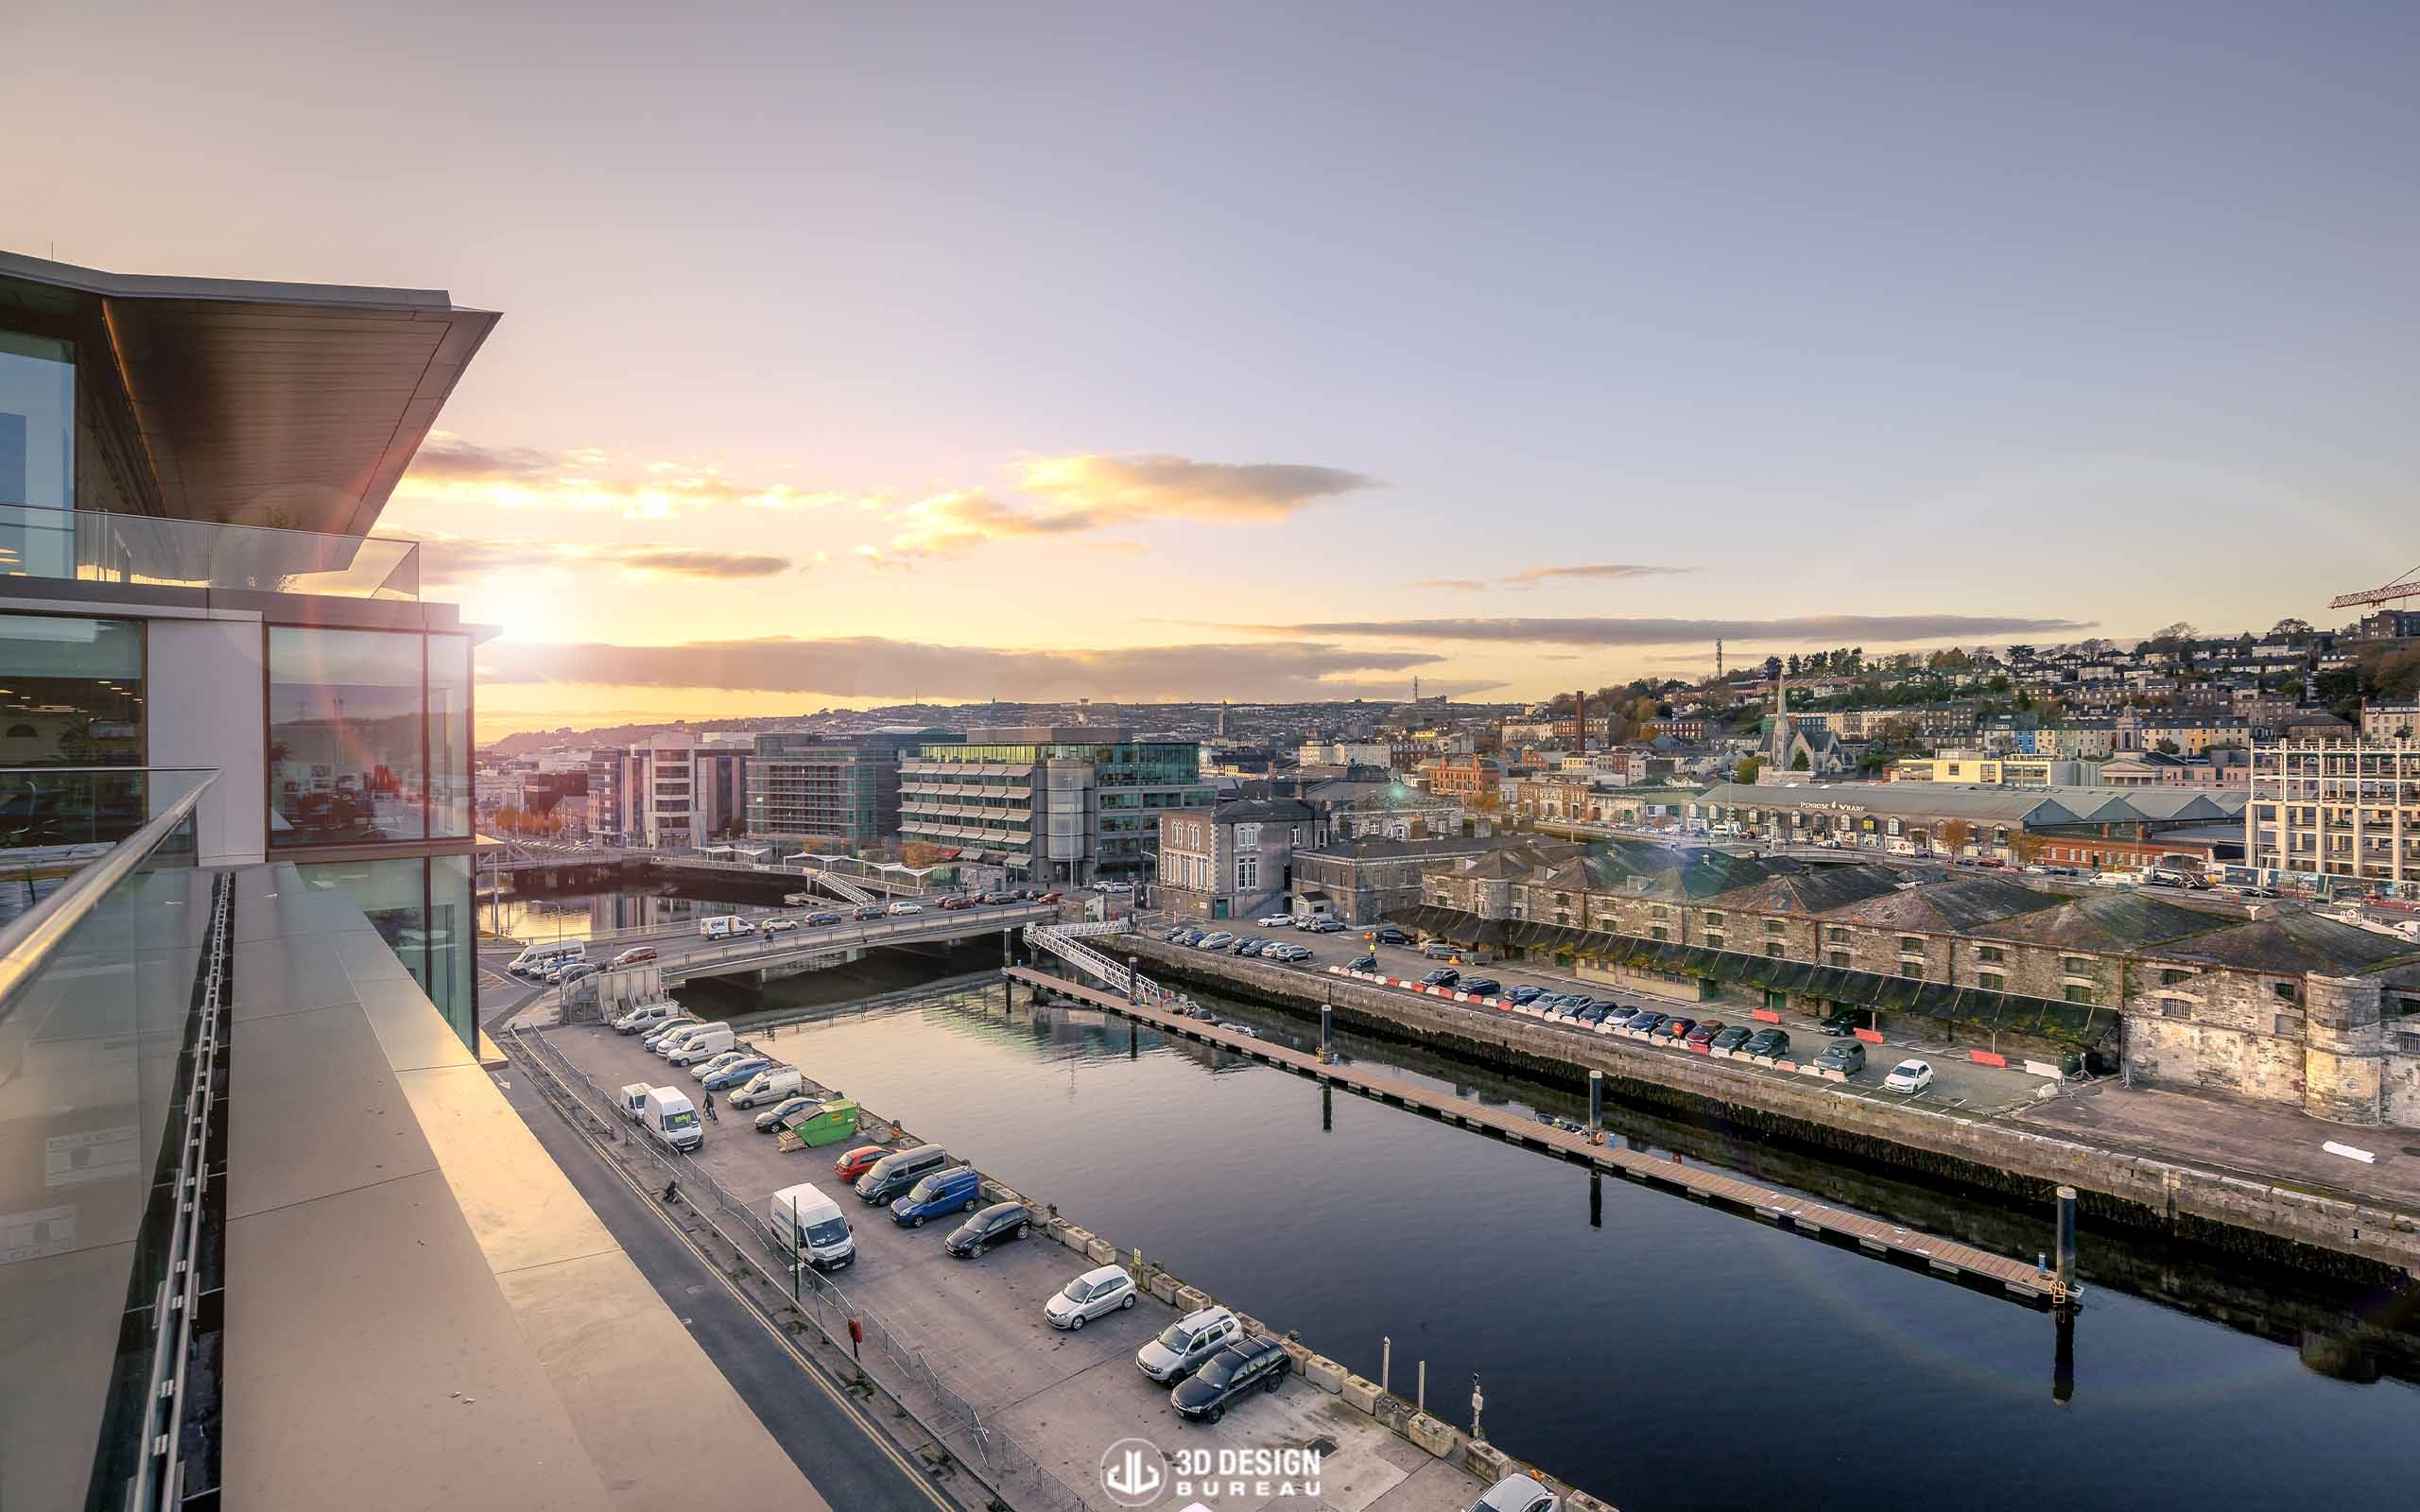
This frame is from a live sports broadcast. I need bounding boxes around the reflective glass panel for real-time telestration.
[268,627,424,846]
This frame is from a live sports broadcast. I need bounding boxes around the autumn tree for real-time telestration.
[1937,817,1975,856]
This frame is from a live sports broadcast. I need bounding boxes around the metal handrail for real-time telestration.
[0,769,215,1008]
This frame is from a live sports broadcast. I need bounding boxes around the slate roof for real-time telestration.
[1707,864,1906,917]
[1965,890,2225,951]
[1211,799,1316,824]
[1820,875,2065,932]
[2136,911,2420,974]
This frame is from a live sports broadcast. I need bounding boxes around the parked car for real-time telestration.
[1168,1333,1288,1423]
[1460,977,1502,996]
[1232,936,1269,956]
[939,895,977,910]
[945,1199,1033,1257]
[1421,968,1461,988]
[1303,918,1345,934]
[1819,1007,1866,1037]
[701,1057,773,1092]
[611,945,659,968]
[1420,939,1459,959]
[832,1144,889,1183]
[685,1048,751,1079]
[1470,1472,1562,1512]
[982,892,1016,905]
[1656,1017,1698,1040]
[1266,943,1313,963]
[1742,1027,1791,1058]
[641,1018,701,1051]
[889,901,925,916]
[761,917,800,934]
[754,1094,819,1131]
[1577,1004,1610,1024]
[1708,1024,1754,1052]
[1255,914,1296,928]
[1884,1058,1935,1093]
[1554,997,1595,1019]
[547,961,597,987]
[854,1143,952,1204]
[1814,1041,1867,1074]
[1348,952,1378,972]
[1163,924,1190,941]
[1636,1013,1677,1037]
[1368,926,1411,946]
[806,911,845,926]
[1197,931,1236,951]
[1177,930,1207,947]
[855,904,887,920]
[1044,1264,1137,1330]
[611,1000,680,1033]
[1508,985,1547,1006]
[1135,1304,1240,1383]
[890,1165,983,1227]
[1685,1021,1725,1047]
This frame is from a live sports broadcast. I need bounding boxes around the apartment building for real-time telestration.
[1889,752,2088,786]
[1156,798,1317,920]
[897,724,1214,883]
[747,726,956,850]
[2246,739,2420,887]
[0,250,813,1510]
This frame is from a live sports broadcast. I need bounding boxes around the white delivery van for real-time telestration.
[664,1022,735,1065]
[611,999,680,1034]
[730,1065,804,1108]
[643,1087,703,1152]
[699,915,755,940]
[768,1182,855,1269]
[617,1082,656,1121]
[509,940,588,977]
[652,1023,712,1059]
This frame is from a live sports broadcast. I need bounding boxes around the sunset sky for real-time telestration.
[10,4,2419,740]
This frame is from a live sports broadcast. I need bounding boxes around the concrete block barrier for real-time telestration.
[1277,1338,1313,1375]
[1149,1272,1183,1304]
[1234,1313,1268,1338]
[1407,1414,1461,1459]
[1565,1492,1618,1512]
[1340,1374,1383,1414]
[1175,1285,1212,1312]
[1463,1440,1510,1483]
[1304,1355,1346,1393]
[1085,1238,1116,1264]
[1059,1224,1094,1251]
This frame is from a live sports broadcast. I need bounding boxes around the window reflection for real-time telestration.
[0,331,75,577]
[0,611,142,766]
[268,627,425,847]
[428,634,471,838]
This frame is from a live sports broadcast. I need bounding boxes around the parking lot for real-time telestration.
[1144,919,2061,1116]
[537,1018,1486,1512]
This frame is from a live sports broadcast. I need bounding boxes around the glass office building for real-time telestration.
[897,725,1214,883]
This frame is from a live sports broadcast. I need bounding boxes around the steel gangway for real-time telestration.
[799,868,877,905]
[1022,920,1185,1006]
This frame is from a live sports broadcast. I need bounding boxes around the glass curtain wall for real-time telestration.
[428,633,471,838]
[267,627,426,847]
[0,331,74,577]
[294,855,476,1045]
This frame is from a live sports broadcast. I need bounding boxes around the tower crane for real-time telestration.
[2331,562,2420,610]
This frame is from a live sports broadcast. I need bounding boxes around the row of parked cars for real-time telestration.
[1159,924,1318,962]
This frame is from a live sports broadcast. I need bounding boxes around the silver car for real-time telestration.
[1135,1305,1239,1383]
[1043,1264,1137,1330]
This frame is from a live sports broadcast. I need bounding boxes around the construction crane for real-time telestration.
[2330,562,2420,610]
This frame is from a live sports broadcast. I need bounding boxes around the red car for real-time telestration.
[832,1144,887,1182]
[1684,1021,1725,1048]
[1657,1017,1698,1041]
[938,895,977,911]
[612,946,659,968]
[1034,892,1062,904]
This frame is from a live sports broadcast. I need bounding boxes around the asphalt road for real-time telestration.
[493,1057,959,1512]
[1149,919,2057,1115]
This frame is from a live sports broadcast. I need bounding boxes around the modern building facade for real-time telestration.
[2246,739,2420,889]
[747,726,955,850]
[0,250,493,1041]
[897,725,1214,883]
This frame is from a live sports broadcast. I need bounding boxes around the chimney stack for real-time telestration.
[1575,689,1588,753]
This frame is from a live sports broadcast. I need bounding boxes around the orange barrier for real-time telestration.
[1970,1050,2009,1068]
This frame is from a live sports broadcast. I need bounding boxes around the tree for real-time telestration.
[1789,749,1810,771]
[1785,653,1802,677]
[1762,655,1783,681]
[1938,817,1975,856]
[2154,738,2181,755]
[899,840,956,867]
[2012,833,2048,866]
[2271,617,2313,645]
[1735,755,1764,784]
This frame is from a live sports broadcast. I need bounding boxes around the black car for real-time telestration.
[944,1200,1032,1257]
[1348,953,1378,972]
[1421,968,1461,988]
[1577,1004,1610,1024]
[855,904,886,920]
[1638,1013,1677,1036]
[1460,977,1501,996]
[1814,1040,1866,1074]
[1819,1007,1867,1037]
[1742,1027,1791,1058]
[1708,1024,1755,1052]
[1657,1016,1697,1040]
[1164,925,1190,941]
[1508,985,1547,1005]
[1169,1334,1288,1423]
[806,911,845,926]
[1370,926,1412,946]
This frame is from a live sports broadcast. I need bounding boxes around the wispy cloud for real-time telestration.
[1503,562,1688,587]
[417,538,798,586]
[398,431,861,518]
[1232,613,2095,646]
[874,454,1378,561]
[1410,577,1486,592]
[476,635,1495,703]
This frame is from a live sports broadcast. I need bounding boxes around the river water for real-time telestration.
[741,988,2417,1512]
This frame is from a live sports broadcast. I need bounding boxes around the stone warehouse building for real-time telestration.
[1155,799,1318,922]
[1401,837,2420,1127]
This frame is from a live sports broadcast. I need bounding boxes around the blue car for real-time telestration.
[890,1165,984,1228]
[700,1057,771,1091]
[1507,985,1547,1006]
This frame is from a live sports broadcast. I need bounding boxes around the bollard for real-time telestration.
[1128,956,1141,1007]
[2055,1185,2078,1294]
[1417,1359,1426,1414]
[1381,1336,1391,1395]
[1470,1373,1485,1441]
[1588,1068,1603,1135]
[1321,1002,1334,1062]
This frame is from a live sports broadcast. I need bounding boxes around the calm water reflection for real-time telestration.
[758,994,2416,1512]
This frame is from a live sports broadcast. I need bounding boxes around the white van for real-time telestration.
[611,999,681,1034]
[652,1022,714,1060]
[664,1022,735,1065]
[642,1086,703,1152]
[509,940,588,977]
[768,1182,855,1269]
[699,915,755,940]
[617,1082,656,1121]
[731,1065,804,1108]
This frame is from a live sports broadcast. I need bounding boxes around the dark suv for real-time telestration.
[944,1200,1032,1258]
[1819,1007,1867,1037]
[1370,926,1412,946]
[1421,968,1461,988]
[1169,1334,1288,1423]
[1814,1040,1866,1074]
[1742,1027,1791,1058]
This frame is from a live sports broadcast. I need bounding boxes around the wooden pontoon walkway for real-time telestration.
[1008,966,2073,1308]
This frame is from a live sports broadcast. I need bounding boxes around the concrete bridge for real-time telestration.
[479,843,942,897]
[648,901,1058,986]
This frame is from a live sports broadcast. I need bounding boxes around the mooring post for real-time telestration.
[1380,1335,1391,1395]
[1587,1067,1603,1136]
[1128,955,1140,1007]
[1321,1002,1334,1062]
[1470,1374,1484,1441]
[1417,1359,1426,1414]
[2055,1185,2078,1295]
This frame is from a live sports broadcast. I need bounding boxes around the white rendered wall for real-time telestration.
[146,616,267,866]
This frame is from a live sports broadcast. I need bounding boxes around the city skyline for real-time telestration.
[10,3,2417,737]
